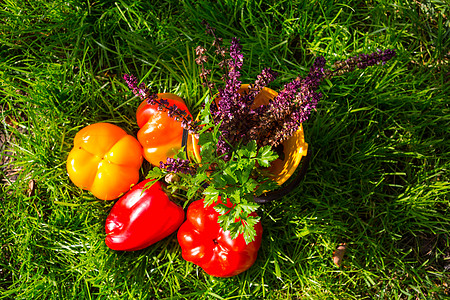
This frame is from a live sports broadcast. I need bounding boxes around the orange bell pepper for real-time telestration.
[136,93,192,166]
[66,123,143,200]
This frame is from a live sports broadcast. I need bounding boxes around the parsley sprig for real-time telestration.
[147,105,278,244]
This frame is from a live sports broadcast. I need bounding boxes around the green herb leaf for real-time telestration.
[242,216,260,244]
[239,202,259,215]
[237,140,257,158]
[203,185,220,206]
[223,164,238,182]
[213,203,231,216]
[146,167,165,179]
[211,171,228,188]
[256,145,278,167]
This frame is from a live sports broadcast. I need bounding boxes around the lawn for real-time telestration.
[1,0,449,299]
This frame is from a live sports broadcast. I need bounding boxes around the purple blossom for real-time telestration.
[128,25,397,165]
[356,49,396,69]
[123,73,199,134]
[247,56,326,147]
[160,157,196,175]
[254,68,278,89]
[330,49,397,76]
[217,38,243,105]
[229,37,243,69]
[241,68,279,105]
[124,74,152,101]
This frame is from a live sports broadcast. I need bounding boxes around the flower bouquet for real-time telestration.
[123,23,396,245]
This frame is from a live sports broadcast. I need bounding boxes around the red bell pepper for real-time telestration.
[177,198,263,277]
[105,179,185,251]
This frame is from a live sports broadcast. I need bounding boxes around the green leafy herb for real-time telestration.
[147,119,279,243]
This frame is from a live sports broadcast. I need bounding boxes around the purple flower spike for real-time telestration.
[330,49,396,76]
[229,37,244,69]
[160,157,196,175]
[123,73,199,134]
[123,73,151,100]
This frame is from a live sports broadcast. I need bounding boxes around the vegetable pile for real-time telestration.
[66,94,261,277]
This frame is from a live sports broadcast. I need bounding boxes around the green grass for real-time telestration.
[1,0,449,299]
